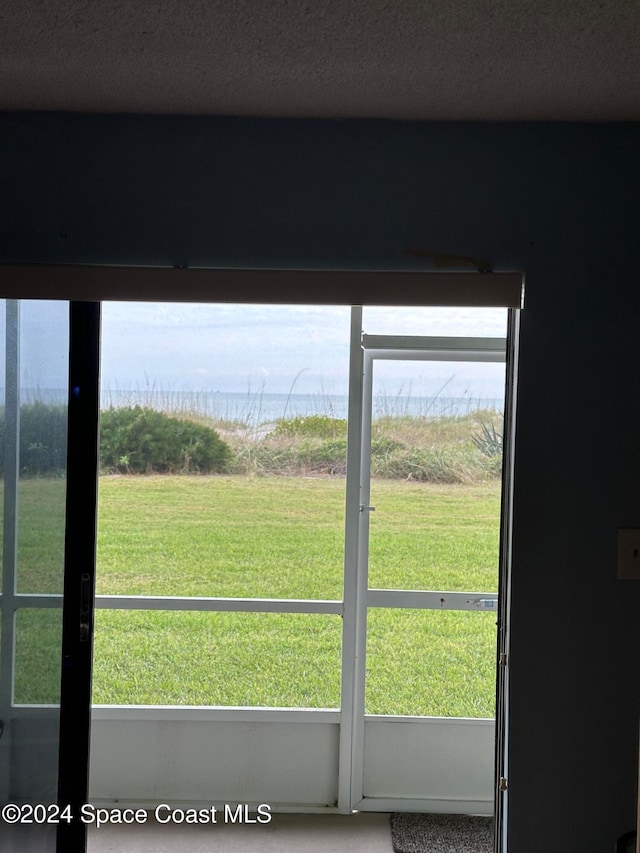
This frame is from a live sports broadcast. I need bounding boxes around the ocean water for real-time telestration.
[11,388,504,424]
[99,389,503,425]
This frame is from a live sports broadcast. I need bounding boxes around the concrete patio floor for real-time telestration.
[87,812,393,853]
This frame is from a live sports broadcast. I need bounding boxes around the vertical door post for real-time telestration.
[0,300,20,804]
[493,307,520,852]
[338,307,364,812]
[57,302,101,852]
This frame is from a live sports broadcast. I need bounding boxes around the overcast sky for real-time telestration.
[4,301,509,403]
[100,302,508,399]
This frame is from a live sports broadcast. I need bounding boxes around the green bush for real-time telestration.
[0,402,68,476]
[305,438,348,474]
[371,436,404,458]
[272,415,348,439]
[100,406,231,474]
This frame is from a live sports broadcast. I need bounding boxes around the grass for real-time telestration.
[209,409,503,482]
[366,609,497,716]
[92,610,343,708]
[8,410,503,717]
[95,476,347,599]
[14,608,63,704]
[91,474,500,716]
[16,477,67,594]
[93,475,499,598]
[367,479,499,591]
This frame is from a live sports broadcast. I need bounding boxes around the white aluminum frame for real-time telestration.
[337,305,367,812]
[367,590,498,611]
[94,596,342,614]
[362,335,507,362]
[344,327,507,814]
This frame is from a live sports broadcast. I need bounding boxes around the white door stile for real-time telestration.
[347,347,375,811]
[337,306,365,812]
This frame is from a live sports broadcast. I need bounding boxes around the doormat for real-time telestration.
[390,813,494,853]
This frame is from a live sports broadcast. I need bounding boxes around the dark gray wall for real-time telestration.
[2,113,640,851]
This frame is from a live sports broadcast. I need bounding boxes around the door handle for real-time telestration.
[80,573,92,642]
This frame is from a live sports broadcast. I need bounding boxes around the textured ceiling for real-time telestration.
[1,0,640,120]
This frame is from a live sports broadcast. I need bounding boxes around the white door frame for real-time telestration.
[338,309,516,823]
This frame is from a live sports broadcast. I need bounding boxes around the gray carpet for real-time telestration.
[390,814,494,853]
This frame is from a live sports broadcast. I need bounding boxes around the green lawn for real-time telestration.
[95,476,347,599]
[94,475,500,597]
[10,475,502,717]
[93,475,500,715]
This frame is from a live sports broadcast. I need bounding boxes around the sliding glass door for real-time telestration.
[0,300,99,853]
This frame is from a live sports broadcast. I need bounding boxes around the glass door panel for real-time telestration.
[0,300,70,851]
[14,610,64,705]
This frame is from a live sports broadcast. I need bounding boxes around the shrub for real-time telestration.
[471,418,503,458]
[370,445,500,484]
[272,415,348,439]
[0,402,68,476]
[305,438,348,474]
[371,436,404,458]
[100,406,231,474]
[226,437,348,477]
